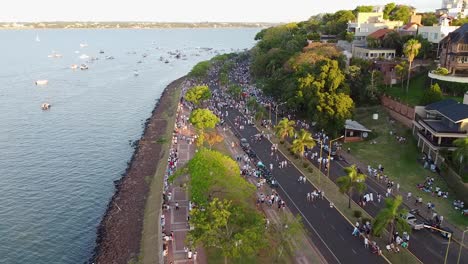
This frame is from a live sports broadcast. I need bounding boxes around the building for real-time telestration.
[372,61,398,85]
[347,12,404,41]
[439,0,468,18]
[344,120,372,142]
[419,25,460,44]
[413,97,468,165]
[439,23,468,75]
[398,14,422,36]
[352,46,396,60]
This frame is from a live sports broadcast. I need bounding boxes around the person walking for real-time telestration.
[175,202,179,210]
[364,237,369,248]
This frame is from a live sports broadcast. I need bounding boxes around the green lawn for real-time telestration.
[344,106,468,228]
[381,73,463,106]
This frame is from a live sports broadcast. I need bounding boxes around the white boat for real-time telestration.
[80,64,88,70]
[70,64,78,70]
[105,56,115,60]
[35,80,48,85]
[35,34,40,42]
[79,54,89,60]
[48,53,62,58]
[41,103,51,110]
[80,43,88,48]
[134,70,139,76]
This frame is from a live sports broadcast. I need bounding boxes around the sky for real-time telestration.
[1,0,441,22]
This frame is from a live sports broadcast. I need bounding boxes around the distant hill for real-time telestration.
[0,21,279,29]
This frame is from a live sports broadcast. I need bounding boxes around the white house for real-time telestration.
[351,46,396,60]
[418,24,460,44]
[347,12,403,41]
[439,0,468,18]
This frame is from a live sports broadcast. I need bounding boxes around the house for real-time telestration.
[398,13,422,36]
[344,120,372,142]
[347,12,403,41]
[438,0,468,18]
[412,97,468,165]
[367,28,392,42]
[439,23,468,75]
[372,60,398,85]
[352,46,396,60]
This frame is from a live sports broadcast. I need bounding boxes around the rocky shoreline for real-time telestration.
[90,76,185,264]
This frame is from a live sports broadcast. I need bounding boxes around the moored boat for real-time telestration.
[35,80,48,85]
[70,64,78,70]
[41,103,51,110]
[80,64,88,70]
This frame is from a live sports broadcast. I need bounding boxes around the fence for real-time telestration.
[380,95,415,128]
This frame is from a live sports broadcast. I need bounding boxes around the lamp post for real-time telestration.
[423,224,452,264]
[457,228,468,264]
[327,135,344,179]
[314,138,325,187]
[275,102,287,125]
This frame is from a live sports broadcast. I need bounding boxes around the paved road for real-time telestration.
[221,106,385,264]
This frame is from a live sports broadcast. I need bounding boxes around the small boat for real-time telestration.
[164,60,169,64]
[70,64,78,70]
[35,80,48,85]
[134,70,139,76]
[137,60,142,64]
[48,53,62,58]
[79,54,89,59]
[105,56,115,60]
[159,56,164,61]
[41,103,51,110]
[99,50,105,54]
[35,34,40,42]
[175,53,181,59]
[80,64,88,70]
[142,53,148,58]
[80,43,88,48]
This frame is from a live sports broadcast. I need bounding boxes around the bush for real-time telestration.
[420,83,443,105]
[294,154,300,159]
[303,162,310,168]
[433,67,449,76]
[308,167,314,173]
[353,210,362,219]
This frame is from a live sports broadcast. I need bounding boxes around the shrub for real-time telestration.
[308,167,314,173]
[353,210,362,219]
[433,67,449,76]
[420,83,443,105]
[303,162,310,168]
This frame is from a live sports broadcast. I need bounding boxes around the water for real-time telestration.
[0,28,259,264]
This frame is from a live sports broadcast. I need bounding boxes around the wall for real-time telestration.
[380,95,415,128]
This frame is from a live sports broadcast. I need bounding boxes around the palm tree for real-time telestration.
[336,165,367,209]
[274,118,296,141]
[453,138,468,174]
[290,129,316,158]
[403,39,421,93]
[372,195,411,243]
[395,61,408,90]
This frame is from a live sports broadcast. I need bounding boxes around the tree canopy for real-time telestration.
[185,85,212,106]
[189,61,210,80]
[336,165,367,209]
[372,196,411,243]
[420,83,443,105]
[189,108,219,131]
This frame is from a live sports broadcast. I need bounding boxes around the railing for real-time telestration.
[415,114,467,134]
[417,131,457,148]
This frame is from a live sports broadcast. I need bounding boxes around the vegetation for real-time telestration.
[227,84,243,99]
[290,129,316,158]
[269,213,305,261]
[336,165,367,209]
[433,67,450,76]
[189,61,211,80]
[189,108,220,145]
[372,196,411,243]
[204,130,224,149]
[274,118,295,141]
[185,85,212,106]
[420,83,443,105]
[453,138,468,175]
[403,39,421,93]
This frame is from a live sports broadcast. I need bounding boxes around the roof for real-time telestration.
[345,120,372,132]
[401,22,421,30]
[367,28,392,39]
[354,46,396,52]
[426,99,468,123]
[442,23,468,44]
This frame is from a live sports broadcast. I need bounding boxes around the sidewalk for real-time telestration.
[218,126,327,264]
[162,104,207,264]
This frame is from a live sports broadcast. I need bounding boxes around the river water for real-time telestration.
[0,28,259,264]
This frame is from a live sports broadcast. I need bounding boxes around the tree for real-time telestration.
[453,138,468,174]
[274,118,296,141]
[336,165,367,209]
[382,31,403,56]
[421,12,438,26]
[372,196,411,243]
[403,39,421,93]
[383,3,396,19]
[353,5,374,16]
[227,84,242,99]
[367,36,381,48]
[189,109,220,145]
[290,129,316,158]
[188,198,267,264]
[389,5,414,23]
[395,61,408,89]
[185,85,212,106]
[269,213,305,260]
[189,61,210,80]
[420,83,443,105]
[205,130,224,149]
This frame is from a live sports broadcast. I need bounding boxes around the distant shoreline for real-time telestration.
[0,22,278,30]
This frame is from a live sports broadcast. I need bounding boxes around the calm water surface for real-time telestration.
[0,28,259,264]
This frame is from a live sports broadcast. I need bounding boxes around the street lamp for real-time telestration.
[327,135,344,179]
[423,224,452,264]
[275,102,287,125]
[457,228,468,264]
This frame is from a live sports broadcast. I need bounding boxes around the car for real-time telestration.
[240,138,250,149]
[401,213,424,230]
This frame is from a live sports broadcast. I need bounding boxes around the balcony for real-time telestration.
[415,114,467,134]
[417,131,457,148]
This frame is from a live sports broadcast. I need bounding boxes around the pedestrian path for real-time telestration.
[162,104,207,264]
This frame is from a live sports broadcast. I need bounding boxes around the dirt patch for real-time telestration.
[90,77,185,264]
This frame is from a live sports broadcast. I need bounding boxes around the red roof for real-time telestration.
[367,29,392,39]
[401,22,421,30]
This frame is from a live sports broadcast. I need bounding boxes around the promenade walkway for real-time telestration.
[162,104,207,264]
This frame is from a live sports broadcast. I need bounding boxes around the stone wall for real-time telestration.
[380,95,415,128]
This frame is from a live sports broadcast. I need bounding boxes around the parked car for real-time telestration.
[240,138,250,149]
[401,213,424,230]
